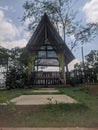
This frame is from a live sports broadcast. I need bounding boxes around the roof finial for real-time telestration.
[44,13,48,18]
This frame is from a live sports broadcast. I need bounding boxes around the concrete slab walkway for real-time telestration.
[0,127,98,130]
[33,89,59,93]
[11,94,77,105]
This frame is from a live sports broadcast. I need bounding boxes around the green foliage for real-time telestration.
[6,66,29,89]
[6,101,16,111]
[0,93,16,111]
[0,88,33,102]
[9,47,29,69]
[19,47,29,68]
[44,103,88,113]
[0,46,30,88]
[0,46,9,66]
[72,50,98,85]
[85,50,98,66]
[0,94,6,103]
[0,46,29,70]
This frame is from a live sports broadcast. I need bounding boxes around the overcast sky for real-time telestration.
[0,0,98,66]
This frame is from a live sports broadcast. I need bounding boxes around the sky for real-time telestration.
[0,0,98,70]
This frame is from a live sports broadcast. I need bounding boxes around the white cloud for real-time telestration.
[70,35,75,40]
[0,9,29,49]
[0,5,15,12]
[0,39,27,49]
[0,9,20,40]
[83,0,98,23]
[0,6,10,11]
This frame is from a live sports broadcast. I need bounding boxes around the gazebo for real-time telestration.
[26,13,75,86]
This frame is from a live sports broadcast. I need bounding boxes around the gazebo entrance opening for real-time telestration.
[32,41,65,85]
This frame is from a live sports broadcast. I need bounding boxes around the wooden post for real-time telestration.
[58,52,66,84]
[28,52,36,75]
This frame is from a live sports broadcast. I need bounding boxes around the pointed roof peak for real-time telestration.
[44,12,47,16]
[26,13,75,64]
[42,13,49,21]
[44,13,48,17]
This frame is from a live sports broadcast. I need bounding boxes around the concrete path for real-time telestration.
[33,89,59,93]
[11,94,77,105]
[0,127,98,130]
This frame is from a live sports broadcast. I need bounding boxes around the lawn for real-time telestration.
[0,86,98,127]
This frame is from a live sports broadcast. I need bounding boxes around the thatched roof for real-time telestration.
[26,13,75,65]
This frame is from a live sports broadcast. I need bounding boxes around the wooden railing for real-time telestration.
[31,71,65,85]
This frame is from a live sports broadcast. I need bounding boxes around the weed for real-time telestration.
[6,101,16,111]
[0,94,6,103]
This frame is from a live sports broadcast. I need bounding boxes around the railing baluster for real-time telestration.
[31,71,64,85]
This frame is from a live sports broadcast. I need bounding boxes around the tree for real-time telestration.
[19,47,29,69]
[0,46,30,74]
[6,47,29,88]
[0,45,29,88]
[0,46,9,67]
[8,47,29,70]
[85,50,98,67]
[85,50,98,78]
[72,51,98,84]
[22,0,98,50]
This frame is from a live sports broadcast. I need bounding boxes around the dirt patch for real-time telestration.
[83,85,98,94]
[0,128,98,130]
[0,105,42,127]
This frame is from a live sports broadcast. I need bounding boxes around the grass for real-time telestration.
[0,88,61,103]
[0,88,34,103]
[0,86,98,127]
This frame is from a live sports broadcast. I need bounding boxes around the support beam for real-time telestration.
[58,52,66,84]
[28,52,36,75]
